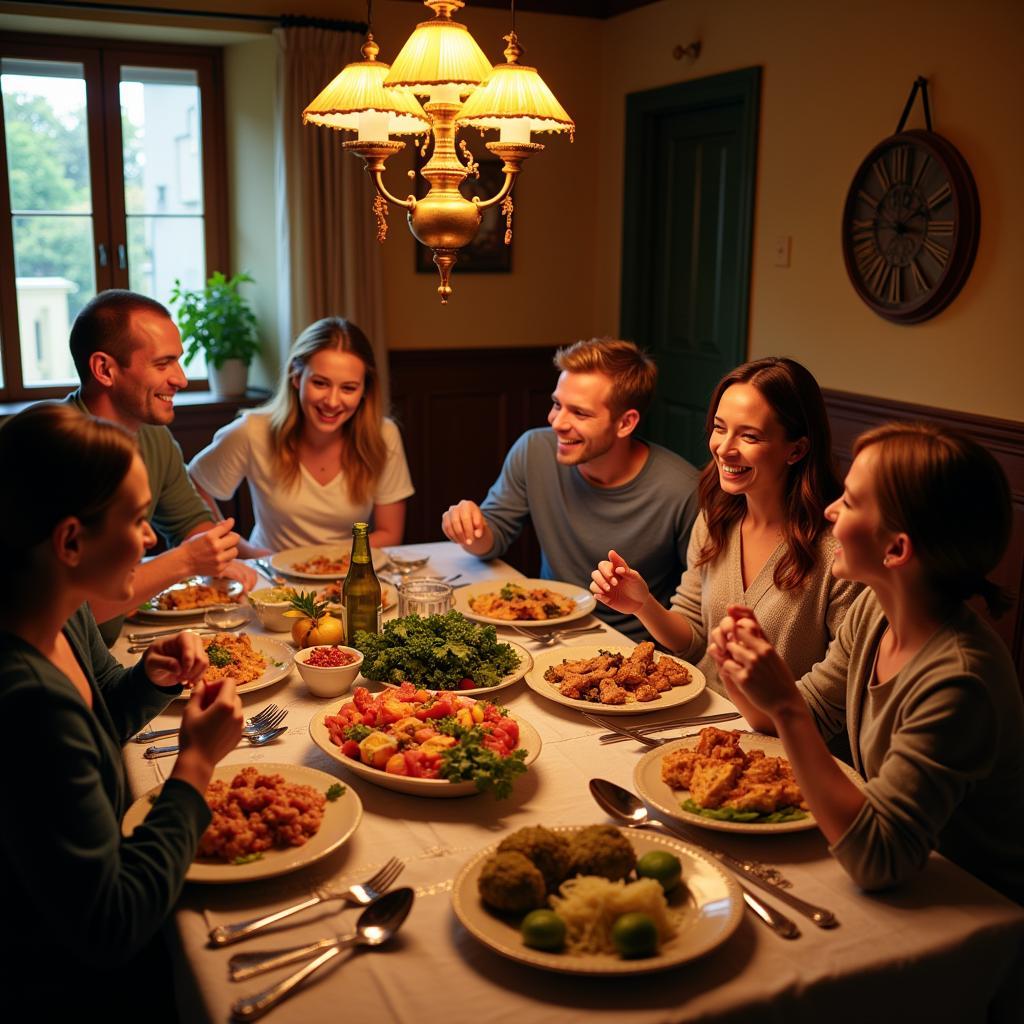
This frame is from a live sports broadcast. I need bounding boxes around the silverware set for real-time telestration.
[205,857,409,1021]
[506,623,607,646]
[587,710,743,745]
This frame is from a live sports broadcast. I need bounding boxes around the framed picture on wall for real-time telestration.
[414,148,512,274]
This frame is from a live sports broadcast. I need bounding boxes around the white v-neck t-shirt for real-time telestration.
[188,411,414,552]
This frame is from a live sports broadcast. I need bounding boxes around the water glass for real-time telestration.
[398,580,454,618]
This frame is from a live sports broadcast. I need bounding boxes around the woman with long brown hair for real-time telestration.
[591,357,860,693]
[189,317,413,553]
[710,423,1023,900]
[0,403,243,1013]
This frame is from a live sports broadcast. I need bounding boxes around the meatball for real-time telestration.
[567,825,637,881]
[497,826,572,892]
[477,852,547,913]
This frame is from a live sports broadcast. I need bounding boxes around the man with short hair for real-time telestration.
[442,338,700,641]
[66,289,256,641]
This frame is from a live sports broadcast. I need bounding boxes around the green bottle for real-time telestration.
[343,522,382,645]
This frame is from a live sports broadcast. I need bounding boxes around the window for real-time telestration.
[0,35,227,400]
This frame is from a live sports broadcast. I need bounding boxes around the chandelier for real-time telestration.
[302,0,575,303]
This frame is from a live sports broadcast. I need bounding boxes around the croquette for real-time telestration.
[477,852,547,912]
[567,824,637,881]
[497,825,572,892]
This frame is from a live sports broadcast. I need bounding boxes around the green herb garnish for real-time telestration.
[325,783,346,801]
[353,611,519,691]
[206,642,234,668]
[681,798,807,824]
[343,724,375,743]
[231,852,265,865]
[436,723,527,799]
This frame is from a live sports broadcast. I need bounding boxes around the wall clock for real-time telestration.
[841,78,980,324]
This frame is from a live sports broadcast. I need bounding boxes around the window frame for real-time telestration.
[0,32,228,401]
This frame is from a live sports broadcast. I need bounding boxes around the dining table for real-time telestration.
[116,542,1024,1024]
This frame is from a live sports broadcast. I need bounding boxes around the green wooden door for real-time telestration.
[621,68,761,466]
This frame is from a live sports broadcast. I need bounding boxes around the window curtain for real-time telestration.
[274,24,389,401]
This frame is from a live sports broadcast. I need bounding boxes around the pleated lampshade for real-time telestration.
[456,60,574,138]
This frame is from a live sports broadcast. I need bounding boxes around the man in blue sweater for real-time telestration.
[441,338,700,642]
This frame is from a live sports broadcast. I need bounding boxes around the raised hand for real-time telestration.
[183,518,240,577]
[220,559,258,592]
[714,609,801,719]
[589,549,650,614]
[177,677,245,771]
[144,630,209,689]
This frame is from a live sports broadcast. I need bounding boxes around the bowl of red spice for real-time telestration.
[294,644,364,697]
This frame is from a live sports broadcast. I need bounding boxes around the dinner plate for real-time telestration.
[319,580,399,614]
[135,576,244,619]
[634,732,864,834]
[378,640,533,698]
[455,578,596,627]
[172,634,294,701]
[271,544,389,581]
[451,825,742,974]
[308,703,542,798]
[122,762,362,883]
[524,644,705,716]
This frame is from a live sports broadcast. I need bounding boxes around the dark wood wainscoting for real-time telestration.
[824,389,1024,680]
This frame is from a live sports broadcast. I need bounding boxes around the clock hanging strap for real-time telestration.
[896,76,933,133]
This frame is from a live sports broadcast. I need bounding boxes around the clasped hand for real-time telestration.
[709,605,802,719]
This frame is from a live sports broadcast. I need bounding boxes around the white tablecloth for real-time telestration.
[117,543,1024,1024]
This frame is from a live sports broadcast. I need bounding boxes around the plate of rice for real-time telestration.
[135,576,244,619]
[451,825,741,974]
[171,633,294,700]
[270,544,390,581]
[122,763,362,883]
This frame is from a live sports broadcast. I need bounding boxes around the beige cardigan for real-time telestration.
[669,514,861,694]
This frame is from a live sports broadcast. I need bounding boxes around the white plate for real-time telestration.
[634,732,864,834]
[172,634,294,701]
[135,576,244,619]
[451,825,742,974]
[378,640,533,698]
[122,762,362,883]
[271,544,389,581]
[455,578,596,627]
[524,644,706,716]
[308,702,542,798]
[319,581,399,614]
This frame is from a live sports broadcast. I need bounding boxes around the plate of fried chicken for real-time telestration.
[524,642,705,715]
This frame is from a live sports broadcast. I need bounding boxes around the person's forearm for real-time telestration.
[168,748,215,795]
[88,547,195,623]
[635,595,694,652]
[771,701,865,844]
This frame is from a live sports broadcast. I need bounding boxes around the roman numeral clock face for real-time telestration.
[841,129,980,323]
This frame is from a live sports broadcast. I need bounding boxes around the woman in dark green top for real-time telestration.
[0,403,244,1015]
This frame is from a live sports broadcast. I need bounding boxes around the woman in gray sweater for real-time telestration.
[0,403,244,1014]
[591,357,860,693]
[711,422,1023,902]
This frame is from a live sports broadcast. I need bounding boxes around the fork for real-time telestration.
[582,711,673,747]
[508,623,607,646]
[144,724,288,759]
[208,857,406,947]
[133,704,286,744]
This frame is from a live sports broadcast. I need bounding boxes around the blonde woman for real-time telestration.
[189,317,414,553]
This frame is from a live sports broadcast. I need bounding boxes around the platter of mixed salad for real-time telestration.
[308,684,541,798]
[353,611,530,695]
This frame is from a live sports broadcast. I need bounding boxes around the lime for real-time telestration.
[636,850,683,893]
[611,912,659,958]
[521,909,567,952]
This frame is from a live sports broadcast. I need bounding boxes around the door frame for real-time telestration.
[620,67,761,361]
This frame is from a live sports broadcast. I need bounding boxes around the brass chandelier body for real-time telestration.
[303,0,574,303]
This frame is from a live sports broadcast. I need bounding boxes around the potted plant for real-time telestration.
[170,271,260,397]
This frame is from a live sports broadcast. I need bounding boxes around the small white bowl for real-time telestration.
[293,645,364,698]
[247,586,298,632]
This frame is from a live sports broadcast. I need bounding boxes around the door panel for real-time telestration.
[622,69,761,466]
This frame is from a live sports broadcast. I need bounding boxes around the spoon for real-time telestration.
[588,778,804,939]
[229,888,415,1019]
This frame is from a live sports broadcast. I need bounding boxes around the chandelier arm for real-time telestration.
[369,169,416,210]
[472,168,518,210]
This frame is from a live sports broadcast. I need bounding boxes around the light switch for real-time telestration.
[773,236,791,268]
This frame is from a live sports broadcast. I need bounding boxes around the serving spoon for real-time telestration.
[589,779,801,938]
[229,888,414,1020]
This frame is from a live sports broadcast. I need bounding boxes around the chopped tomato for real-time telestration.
[341,739,360,760]
[458,678,476,690]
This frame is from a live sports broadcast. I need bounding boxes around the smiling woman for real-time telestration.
[188,316,414,554]
[591,357,863,695]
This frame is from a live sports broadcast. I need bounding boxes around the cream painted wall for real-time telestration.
[596,0,1024,421]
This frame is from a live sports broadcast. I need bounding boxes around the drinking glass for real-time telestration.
[397,580,454,618]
